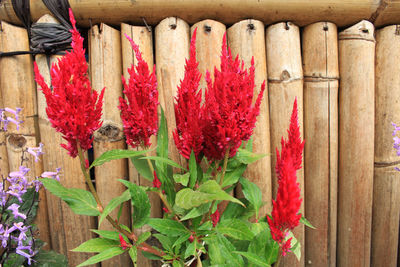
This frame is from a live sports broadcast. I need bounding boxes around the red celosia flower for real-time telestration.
[34,9,104,158]
[119,34,159,148]
[173,28,204,162]
[267,100,303,256]
[211,208,220,227]
[162,207,169,213]
[152,170,161,189]
[202,33,265,161]
[280,237,292,256]
[119,234,128,250]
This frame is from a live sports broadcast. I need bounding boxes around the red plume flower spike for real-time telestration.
[173,28,204,162]
[267,99,303,256]
[34,9,104,158]
[119,34,159,148]
[202,33,266,161]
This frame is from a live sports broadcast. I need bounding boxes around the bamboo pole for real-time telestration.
[89,23,130,267]
[0,0,381,28]
[227,19,272,215]
[266,22,304,267]
[0,80,9,179]
[33,14,97,264]
[302,22,338,267]
[372,24,400,267]
[155,17,189,168]
[372,1,400,28]
[121,23,161,267]
[0,21,51,249]
[337,20,375,267]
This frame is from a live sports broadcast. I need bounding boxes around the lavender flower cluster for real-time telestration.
[392,122,400,171]
[0,108,60,265]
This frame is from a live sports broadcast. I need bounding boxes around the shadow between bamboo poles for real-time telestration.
[121,22,162,267]
[155,17,189,170]
[89,23,131,267]
[302,22,339,267]
[337,20,375,267]
[372,25,400,267]
[227,19,272,215]
[0,21,51,249]
[34,14,98,265]
[266,22,304,267]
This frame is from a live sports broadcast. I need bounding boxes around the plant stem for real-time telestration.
[218,148,230,186]
[76,146,164,257]
[274,250,282,267]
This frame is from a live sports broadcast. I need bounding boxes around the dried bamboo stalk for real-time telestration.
[34,14,97,264]
[372,24,400,267]
[302,22,338,267]
[155,17,189,169]
[0,20,51,249]
[121,23,161,267]
[266,21,304,267]
[227,19,272,215]
[0,0,380,28]
[89,23,130,267]
[337,20,375,267]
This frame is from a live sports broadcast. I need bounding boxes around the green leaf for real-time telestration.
[99,190,130,226]
[221,201,246,220]
[154,234,173,251]
[222,164,247,188]
[128,246,137,263]
[198,181,244,206]
[147,218,189,236]
[172,233,191,248]
[142,250,163,260]
[90,149,150,168]
[300,216,315,229]
[184,241,196,259]
[119,180,151,228]
[181,203,211,221]
[288,232,301,261]
[173,260,185,267]
[157,108,169,171]
[216,219,255,241]
[72,238,120,252]
[235,149,265,164]
[207,234,244,266]
[189,150,197,188]
[141,156,187,171]
[41,178,100,216]
[173,172,190,187]
[137,231,151,245]
[130,155,154,181]
[239,177,262,219]
[6,187,38,225]
[32,249,68,267]
[90,229,120,240]
[233,252,271,267]
[76,247,125,266]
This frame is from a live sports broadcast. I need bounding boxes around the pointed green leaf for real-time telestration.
[189,150,197,188]
[90,229,120,240]
[288,232,301,261]
[76,247,125,266]
[235,149,266,164]
[148,218,189,236]
[137,231,151,245]
[233,251,271,267]
[216,219,255,241]
[181,203,211,221]
[31,249,68,267]
[119,180,151,228]
[172,233,191,248]
[141,156,187,171]
[154,234,173,252]
[222,164,247,188]
[184,241,196,259]
[72,238,120,252]
[198,180,244,207]
[300,216,315,229]
[99,190,130,226]
[156,108,169,173]
[90,149,150,168]
[239,177,262,218]
[173,172,190,186]
[128,246,137,263]
[130,155,154,181]
[40,178,100,216]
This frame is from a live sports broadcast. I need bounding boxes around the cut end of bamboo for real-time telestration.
[339,20,375,41]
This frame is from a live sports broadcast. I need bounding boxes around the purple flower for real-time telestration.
[0,182,7,206]
[40,167,61,181]
[31,179,42,192]
[16,248,34,265]
[26,143,44,162]
[393,123,400,170]
[7,204,27,220]
[1,107,23,131]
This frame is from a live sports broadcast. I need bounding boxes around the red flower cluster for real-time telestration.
[173,28,204,161]
[211,208,220,227]
[152,170,162,189]
[173,31,265,162]
[34,9,104,158]
[267,99,304,256]
[202,36,265,160]
[119,34,159,148]
[119,234,129,250]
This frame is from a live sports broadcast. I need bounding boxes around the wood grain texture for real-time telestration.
[0,0,381,28]
[302,22,338,267]
[227,19,272,215]
[266,22,304,267]
[155,17,189,168]
[121,23,161,267]
[89,23,131,267]
[338,20,375,267]
[0,20,51,250]
[372,24,400,267]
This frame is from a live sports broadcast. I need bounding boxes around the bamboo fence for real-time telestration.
[0,2,400,266]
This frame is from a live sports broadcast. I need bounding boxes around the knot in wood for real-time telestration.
[98,124,121,139]
[8,134,26,148]
[204,25,212,33]
[280,70,291,81]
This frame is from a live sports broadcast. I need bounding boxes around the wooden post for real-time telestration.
[338,20,375,267]
[34,14,97,264]
[302,22,338,267]
[155,17,190,168]
[372,24,400,267]
[121,23,161,267]
[266,22,304,267]
[227,19,272,215]
[0,21,51,249]
[89,23,130,267]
